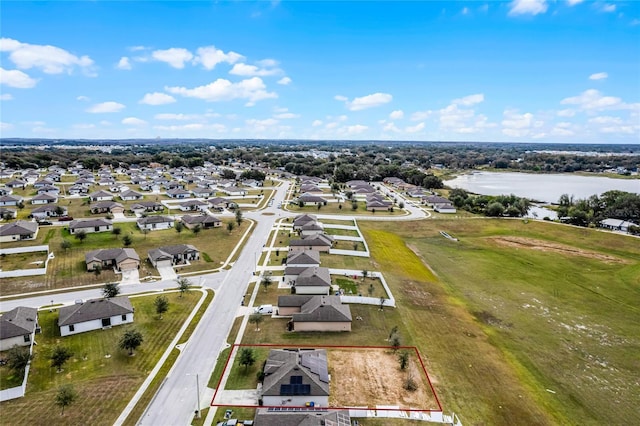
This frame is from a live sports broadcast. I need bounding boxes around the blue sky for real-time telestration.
[1,0,639,143]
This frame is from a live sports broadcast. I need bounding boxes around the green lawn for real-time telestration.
[332,276,386,298]
[0,291,200,426]
[286,201,405,216]
[324,228,360,237]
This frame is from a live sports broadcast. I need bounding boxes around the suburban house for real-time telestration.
[220,185,247,196]
[292,214,318,231]
[90,201,125,215]
[278,295,352,332]
[284,251,321,284]
[137,215,174,231]
[178,199,209,212]
[299,221,325,237]
[289,234,334,254]
[31,204,67,219]
[422,195,451,207]
[166,188,191,199]
[299,184,323,193]
[67,184,89,195]
[292,267,332,295]
[0,307,39,351]
[31,193,58,205]
[297,193,327,205]
[84,248,140,272]
[33,179,54,189]
[69,218,113,234]
[89,190,114,202]
[191,187,213,198]
[119,190,144,201]
[181,214,221,229]
[5,179,26,189]
[58,296,134,337]
[208,197,233,211]
[0,221,38,243]
[600,218,636,233]
[0,207,17,220]
[261,348,330,407]
[433,202,457,213]
[36,185,60,195]
[0,195,23,207]
[253,408,351,426]
[147,244,200,268]
[130,201,164,214]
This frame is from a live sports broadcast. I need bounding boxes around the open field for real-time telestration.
[0,291,200,426]
[286,201,405,216]
[358,219,640,425]
[332,276,386,298]
[0,220,250,294]
[0,250,49,271]
[324,228,360,237]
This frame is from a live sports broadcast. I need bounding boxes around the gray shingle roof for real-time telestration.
[69,218,113,230]
[293,296,352,323]
[148,244,198,261]
[289,234,333,247]
[85,248,140,264]
[262,349,330,397]
[137,215,173,225]
[58,296,133,326]
[286,250,320,265]
[0,220,38,236]
[253,409,351,426]
[0,307,38,339]
[296,267,331,287]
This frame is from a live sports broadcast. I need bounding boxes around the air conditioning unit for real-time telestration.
[102,326,112,330]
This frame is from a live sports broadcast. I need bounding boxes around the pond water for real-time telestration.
[447,172,639,204]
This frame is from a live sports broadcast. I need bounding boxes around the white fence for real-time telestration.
[329,269,396,307]
[329,249,370,257]
[0,339,34,401]
[0,245,52,278]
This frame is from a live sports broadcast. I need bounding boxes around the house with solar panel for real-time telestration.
[260,348,330,407]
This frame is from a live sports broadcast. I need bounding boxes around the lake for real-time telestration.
[447,172,639,204]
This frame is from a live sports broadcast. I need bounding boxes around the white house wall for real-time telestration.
[0,335,30,352]
[60,313,134,337]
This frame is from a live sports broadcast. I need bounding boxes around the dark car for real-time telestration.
[38,220,53,226]
[58,216,74,221]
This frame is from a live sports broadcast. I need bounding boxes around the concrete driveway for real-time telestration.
[121,268,140,284]
[157,265,178,281]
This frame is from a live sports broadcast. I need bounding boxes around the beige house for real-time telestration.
[0,221,38,243]
[85,248,140,272]
[288,234,334,254]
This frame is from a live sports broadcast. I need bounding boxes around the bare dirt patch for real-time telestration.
[327,348,438,409]
[488,236,629,264]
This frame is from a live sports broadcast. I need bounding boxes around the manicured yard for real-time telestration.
[319,253,376,271]
[332,239,366,251]
[0,291,200,425]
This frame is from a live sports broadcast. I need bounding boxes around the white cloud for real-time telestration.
[389,110,404,120]
[411,110,432,121]
[588,116,623,125]
[274,112,299,119]
[601,3,616,12]
[508,0,548,16]
[0,67,38,88]
[165,77,277,104]
[0,38,94,75]
[258,59,279,68]
[139,92,176,105]
[383,121,401,133]
[155,113,200,121]
[502,109,537,137]
[122,117,148,126]
[312,120,323,127]
[0,122,13,131]
[560,89,626,111]
[86,101,125,113]
[229,63,280,77]
[99,120,112,126]
[277,76,292,85]
[117,57,132,70]
[405,122,425,133]
[567,0,583,5]
[557,108,575,117]
[452,93,484,106]
[337,92,393,111]
[72,123,95,129]
[76,95,90,102]
[589,72,608,80]
[0,93,13,101]
[345,124,368,135]
[151,48,193,69]
[194,46,243,70]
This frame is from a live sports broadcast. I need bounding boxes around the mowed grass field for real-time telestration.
[358,219,640,426]
[0,291,201,426]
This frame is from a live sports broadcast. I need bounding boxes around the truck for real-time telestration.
[254,304,274,315]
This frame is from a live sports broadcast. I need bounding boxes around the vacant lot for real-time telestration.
[0,291,200,426]
[0,250,49,271]
[359,219,640,426]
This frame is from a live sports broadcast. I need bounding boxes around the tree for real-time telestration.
[122,235,133,246]
[361,270,368,280]
[261,274,272,292]
[55,385,78,416]
[60,239,72,253]
[177,277,191,297]
[50,346,73,372]
[6,346,31,375]
[227,221,235,233]
[390,334,401,352]
[235,208,243,226]
[238,348,256,371]
[398,351,409,370]
[486,202,505,217]
[368,283,374,297]
[54,205,65,216]
[112,227,122,239]
[93,263,102,277]
[102,282,120,298]
[154,295,169,319]
[249,313,264,331]
[398,201,405,209]
[119,329,143,356]
[74,230,87,243]
[192,224,202,235]
[388,325,399,341]
[351,201,358,211]
[175,221,184,233]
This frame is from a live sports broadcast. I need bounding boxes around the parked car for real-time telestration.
[254,304,274,315]
[58,216,74,221]
[37,220,53,226]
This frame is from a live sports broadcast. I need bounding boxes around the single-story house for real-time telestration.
[181,214,221,229]
[58,296,134,337]
[0,207,17,220]
[69,218,113,234]
[299,221,325,237]
[0,221,38,243]
[147,244,199,268]
[0,195,22,207]
[278,295,352,332]
[292,214,318,231]
[89,190,115,202]
[33,179,54,189]
[179,199,209,212]
[208,197,233,211]
[299,184,323,193]
[253,409,351,426]
[137,215,174,231]
[130,201,163,214]
[90,201,125,215]
[31,193,58,205]
[67,184,89,195]
[119,190,144,201]
[366,199,391,211]
[31,204,67,219]
[5,179,26,189]
[191,187,213,198]
[284,251,321,283]
[166,188,191,199]
[433,203,457,213]
[220,186,247,196]
[422,195,450,207]
[36,185,60,195]
[289,234,334,254]
[261,348,330,407]
[297,193,327,205]
[292,267,332,295]
[0,307,39,351]
[85,248,140,272]
[600,218,636,233]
